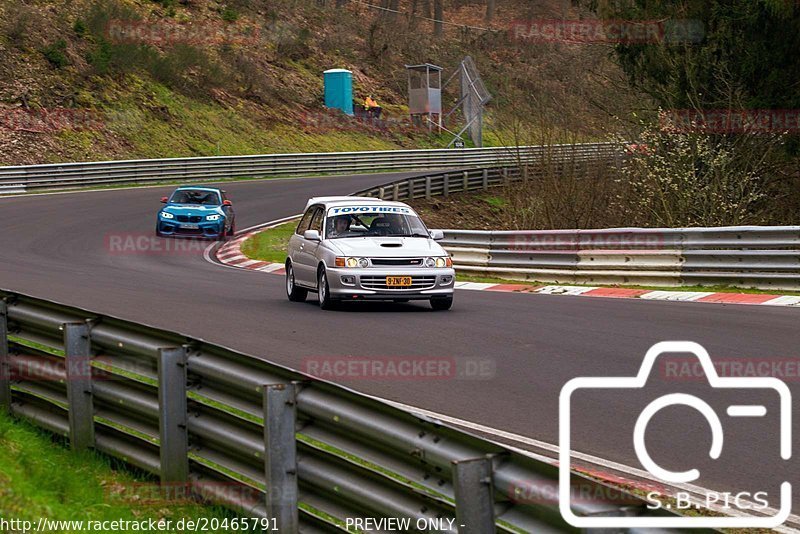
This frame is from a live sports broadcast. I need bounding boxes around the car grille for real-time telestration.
[370,258,423,267]
[177,215,203,223]
[174,227,204,235]
[360,275,437,290]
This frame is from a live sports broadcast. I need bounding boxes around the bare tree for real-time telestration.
[433,0,443,35]
[380,0,399,20]
[485,0,495,22]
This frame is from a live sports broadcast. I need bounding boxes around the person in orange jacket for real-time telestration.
[364,95,381,119]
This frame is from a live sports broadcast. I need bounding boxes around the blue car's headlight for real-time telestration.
[206,214,221,221]
[161,212,174,219]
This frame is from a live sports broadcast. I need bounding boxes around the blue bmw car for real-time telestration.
[156,186,236,240]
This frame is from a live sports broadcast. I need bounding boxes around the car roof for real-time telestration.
[305,196,412,211]
[174,186,222,193]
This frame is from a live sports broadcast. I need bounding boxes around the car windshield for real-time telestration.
[169,189,220,206]
[326,211,429,239]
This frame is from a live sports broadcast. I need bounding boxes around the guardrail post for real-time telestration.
[503,168,510,187]
[0,300,10,411]
[63,322,94,450]
[425,176,432,200]
[392,183,400,201]
[462,171,469,192]
[406,179,414,200]
[443,174,449,197]
[482,169,489,191]
[453,457,496,534]
[263,383,298,533]
[378,187,385,200]
[158,346,188,484]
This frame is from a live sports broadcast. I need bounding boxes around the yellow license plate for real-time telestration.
[386,276,413,287]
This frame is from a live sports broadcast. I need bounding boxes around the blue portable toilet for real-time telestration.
[324,68,354,116]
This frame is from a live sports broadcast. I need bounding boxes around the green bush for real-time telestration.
[221,7,239,22]
[42,40,69,68]
[73,19,87,37]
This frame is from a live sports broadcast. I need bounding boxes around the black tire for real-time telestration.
[286,262,307,302]
[430,296,453,311]
[218,220,230,241]
[317,267,336,310]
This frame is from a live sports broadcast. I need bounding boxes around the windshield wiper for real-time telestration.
[388,233,430,238]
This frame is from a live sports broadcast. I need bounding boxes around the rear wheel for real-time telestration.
[318,267,336,310]
[286,263,307,302]
[430,296,453,311]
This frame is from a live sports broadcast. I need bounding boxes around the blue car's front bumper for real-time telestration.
[157,218,225,238]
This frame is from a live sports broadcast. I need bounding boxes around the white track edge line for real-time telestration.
[374,397,800,530]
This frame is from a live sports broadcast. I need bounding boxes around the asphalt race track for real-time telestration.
[2,171,798,513]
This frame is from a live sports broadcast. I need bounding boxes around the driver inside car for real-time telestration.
[329,215,351,238]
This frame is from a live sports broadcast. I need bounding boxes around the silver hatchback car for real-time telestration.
[285,197,455,310]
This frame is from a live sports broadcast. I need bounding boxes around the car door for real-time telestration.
[299,207,325,287]
[289,206,319,287]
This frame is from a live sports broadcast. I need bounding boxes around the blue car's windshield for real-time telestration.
[169,190,221,206]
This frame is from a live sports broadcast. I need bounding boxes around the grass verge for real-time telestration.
[239,222,296,264]
[0,410,235,532]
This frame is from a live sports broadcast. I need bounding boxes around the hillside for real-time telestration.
[0,0,642,165]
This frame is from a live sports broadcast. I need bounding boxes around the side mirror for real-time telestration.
[161,196,168,203]
[304,230,321,241]
[429,230,444,241]
[223,200,232,206]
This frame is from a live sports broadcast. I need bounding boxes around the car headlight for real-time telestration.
[160,212,174,219]
[336,257,369,268]
[206,214,221,221]
[425,257,452,268]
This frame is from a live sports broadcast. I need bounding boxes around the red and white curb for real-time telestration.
[216,233,286,275]
[213,227,800,308]
[456,282,800,306]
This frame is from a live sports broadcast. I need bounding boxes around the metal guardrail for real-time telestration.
[351,166,800,292]
[434,228,800,291]
[0,143,619,194]
[0,290,694,533]
[355,154,613,202]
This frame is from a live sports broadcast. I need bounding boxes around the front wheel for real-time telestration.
[286,263,307,302]
[317,268,336,310]
[218,220,231,241]
[430,296,453,311]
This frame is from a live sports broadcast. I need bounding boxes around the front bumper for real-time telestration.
[326,267,455,300]
[157,219,224,238]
